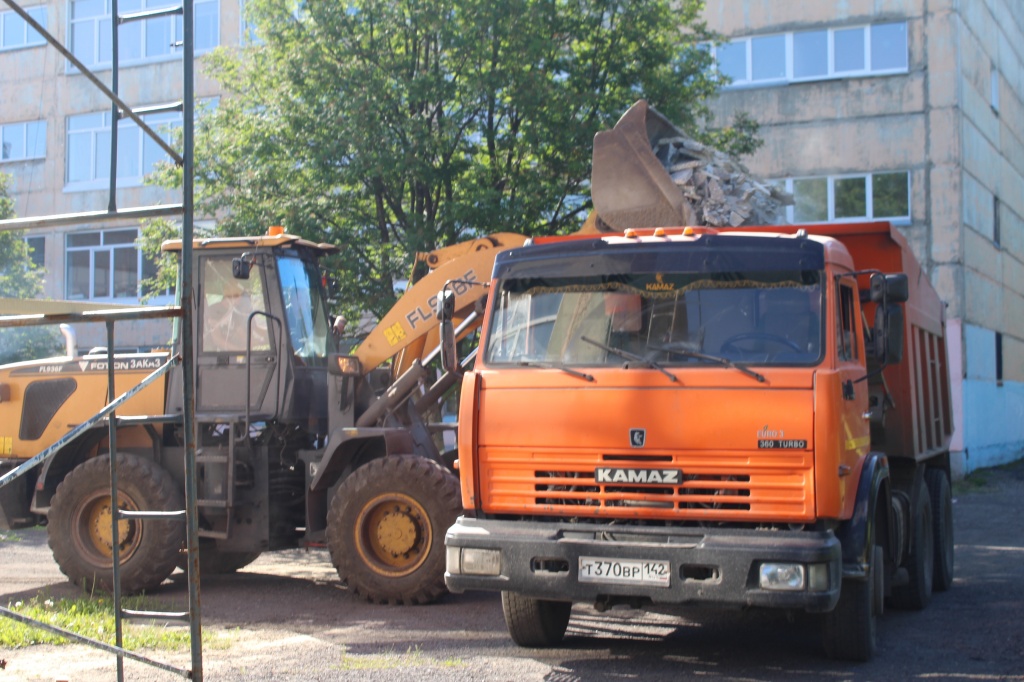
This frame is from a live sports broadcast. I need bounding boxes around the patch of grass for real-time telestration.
[954,468,991,494]
[336,645,464,671]
[0,530,24,543]
[1,594,221,650]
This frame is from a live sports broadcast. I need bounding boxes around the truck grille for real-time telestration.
[480,449,813,522]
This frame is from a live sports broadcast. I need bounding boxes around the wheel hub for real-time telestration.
[81,495,139,561]
[375,508,419,556]
[356,493,432,575]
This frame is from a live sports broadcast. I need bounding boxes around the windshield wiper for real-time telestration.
[649,342,766,383]
[580,336,677,383]
[515,360,594,382]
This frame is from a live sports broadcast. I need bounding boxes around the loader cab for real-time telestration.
[162,229,337,433]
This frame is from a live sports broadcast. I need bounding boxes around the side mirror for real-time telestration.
[232,255,252,279]
[869,272,909,303]
[873,303,905,365]
[436,289,458,373]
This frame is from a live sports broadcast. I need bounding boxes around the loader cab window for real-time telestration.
[486,269,824,368]
[277,254,330,365]
[200,256,271,353]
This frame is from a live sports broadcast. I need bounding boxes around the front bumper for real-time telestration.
[445,517,842,612]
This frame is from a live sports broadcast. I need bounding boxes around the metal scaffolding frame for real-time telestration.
[0,0,202,678]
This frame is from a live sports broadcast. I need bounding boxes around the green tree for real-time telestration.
[155,0,758,321]
[0,173,63,363]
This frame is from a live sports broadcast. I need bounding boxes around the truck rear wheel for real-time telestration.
[926,467,955,592]
[501,591,571,648]
[326,455,461,605]
[48,453,184,595]
[823,543,882,661]
[890,477,934,610]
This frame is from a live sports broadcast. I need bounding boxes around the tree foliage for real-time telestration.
[0,173,63,363]
[156,0,758,320]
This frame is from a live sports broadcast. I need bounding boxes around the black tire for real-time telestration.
[326,455,462,605]
[501,591,572,648]
[177,539,262,575]
[48,454,185,595]
[823,544,882,661]
[890,478,934,610]
[926,468,955,592]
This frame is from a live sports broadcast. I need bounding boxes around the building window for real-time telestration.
[995,332,1003,384]
[69,0,219,69]
[65,109,179,190]
[785,172,910,224]
[715,21,907,88]
[0,5,46,50]
[993,196,1001,247]
[66,228,148,301]
[25,235,45,269]
[1,120,46,162]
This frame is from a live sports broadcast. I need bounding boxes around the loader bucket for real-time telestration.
[587,100,696,233]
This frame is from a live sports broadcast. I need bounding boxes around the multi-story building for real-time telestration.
[703,0,1023,474]
[0,0,244,349]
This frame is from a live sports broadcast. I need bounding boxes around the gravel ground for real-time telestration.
[2,457,1023,682]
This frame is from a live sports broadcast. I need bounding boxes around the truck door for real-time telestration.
[196,255,279,417]
[835,273,870,477]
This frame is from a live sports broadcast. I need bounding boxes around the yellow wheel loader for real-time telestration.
[0,227,526,604]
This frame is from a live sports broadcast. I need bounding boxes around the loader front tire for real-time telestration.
[48,453,184,595]
[326,455,461,605]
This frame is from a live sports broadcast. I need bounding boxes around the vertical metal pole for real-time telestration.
[181,0,203,679]
[108,0,120,213]
[105,322,125,682]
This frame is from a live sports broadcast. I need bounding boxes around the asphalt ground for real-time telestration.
[2,457,1023,681]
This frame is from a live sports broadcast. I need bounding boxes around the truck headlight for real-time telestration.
[447,547,501,576]
[759,563,805,591]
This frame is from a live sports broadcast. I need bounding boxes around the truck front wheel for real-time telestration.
[326,455,461,605]
[823,543,883,661]
[48,453,184,594]
[502,591,572,648]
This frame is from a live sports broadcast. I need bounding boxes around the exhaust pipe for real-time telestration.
[59,323,77,358]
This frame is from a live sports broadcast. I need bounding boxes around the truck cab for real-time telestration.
[445,222,952,661]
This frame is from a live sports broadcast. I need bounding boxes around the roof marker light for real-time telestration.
[624,229,638,238]
[683,227,695,236]
[653,228,666,237]
[268,225,285,236]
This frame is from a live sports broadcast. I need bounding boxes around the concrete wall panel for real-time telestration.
[963,268,1004,331]
[929,165,962,263]
[933,262,964,319]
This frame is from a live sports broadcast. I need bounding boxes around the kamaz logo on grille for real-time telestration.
[595,468,682,485]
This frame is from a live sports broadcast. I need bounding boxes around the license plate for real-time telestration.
[578,556,671,587]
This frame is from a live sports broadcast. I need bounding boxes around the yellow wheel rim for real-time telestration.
[74,492,142,566]
[354,492,432,577]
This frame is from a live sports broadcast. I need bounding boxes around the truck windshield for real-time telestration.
[485,270,824,367]
[277,254,330,364]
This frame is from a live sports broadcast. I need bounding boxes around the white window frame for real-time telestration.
[0,5,46,51]
[783,171,911,225]
[714,21,908,89]
[1,120,46,162]
[64,109,180,192]
[65,228,145,302]
[67,0,219,71]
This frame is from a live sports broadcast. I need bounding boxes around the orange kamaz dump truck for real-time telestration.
[444,102,954,662]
